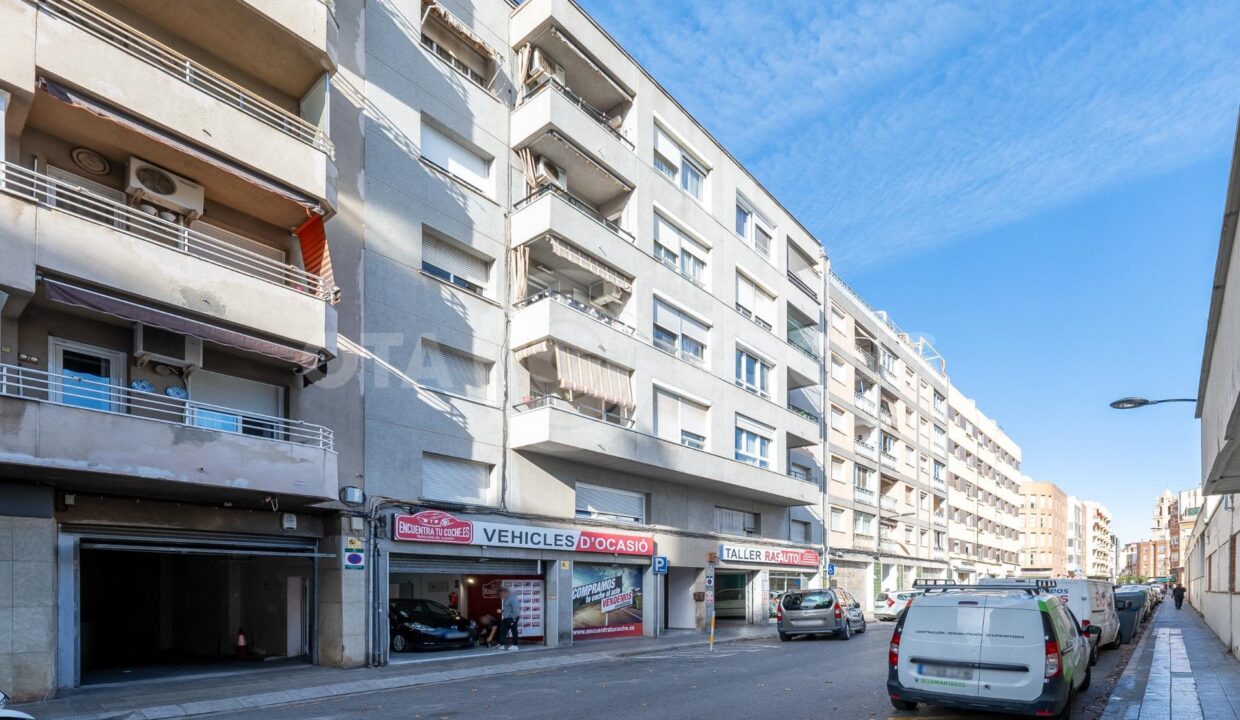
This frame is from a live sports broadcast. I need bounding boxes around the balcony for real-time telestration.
[853,345,878,372]
[787,324,822,363]
[33,0,333,202]
[511,291,637,370]
[932,514,947,527]
[787,271,818,301]
[879,407,896,428]
[880,495,898,511]
[932,478,948,493]
[854,394,878,417]
[854,439,878,460]
[514,183,634,247]
[852,533,877,550]
[854,486,877,507]
[880,450,899,470]
[932,548,947,560]
[510,0,639,109]
[0,363,335,503]
[509,402,819,507]
[1,163,337,356]
[932,441,948,458]
[880,539,901,554]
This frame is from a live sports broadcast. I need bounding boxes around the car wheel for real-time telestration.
[391,634,409,653]
[779,632,791,642]
[890,699,917,711]
[839,622,852,641]
[858,618,867,634]
[1079,663,1092,692]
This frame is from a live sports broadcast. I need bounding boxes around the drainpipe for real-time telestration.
[819,250,831,586]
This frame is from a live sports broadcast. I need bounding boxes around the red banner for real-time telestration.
[392,511,654,556]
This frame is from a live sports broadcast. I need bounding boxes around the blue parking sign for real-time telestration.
[653,555,669,574]
[827,563,836,577]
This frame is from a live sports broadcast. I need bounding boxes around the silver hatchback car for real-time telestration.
[776,588,867,641]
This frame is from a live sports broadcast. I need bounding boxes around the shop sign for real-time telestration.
[719,543,820,567]
[392,510,654,556]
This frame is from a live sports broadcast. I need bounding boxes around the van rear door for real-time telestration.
[976,596,1045,703]
[898,596,985,698]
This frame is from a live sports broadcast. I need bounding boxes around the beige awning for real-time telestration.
[515,340,553,362]
[546,236,632,292]
[545,132,632,191]
[542,27,632,102]
[423,0,499,59]
[554,343,633,408]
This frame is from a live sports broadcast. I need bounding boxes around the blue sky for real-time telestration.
[578,0,1240,543]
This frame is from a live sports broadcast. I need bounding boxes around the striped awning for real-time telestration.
[424,0,499,59]
[545,236,632,292]
[514,340,553,362]
[554,343,633,409]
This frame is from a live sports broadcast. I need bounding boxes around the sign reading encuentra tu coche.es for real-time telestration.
[393,510,655,556]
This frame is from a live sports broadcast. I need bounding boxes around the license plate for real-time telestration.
[919,664,974,680]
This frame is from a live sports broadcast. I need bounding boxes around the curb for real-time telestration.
[38,632,774,720]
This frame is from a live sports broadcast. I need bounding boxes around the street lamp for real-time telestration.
[1108,396,1196,410]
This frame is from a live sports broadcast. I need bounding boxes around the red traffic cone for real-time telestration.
[236,628,248,657]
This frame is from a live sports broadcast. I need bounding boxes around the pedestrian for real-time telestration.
[475,613,499,648]
[1172,583,1186,610]
[499,587,520,651]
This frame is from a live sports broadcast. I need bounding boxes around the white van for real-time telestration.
[888,582,1095,717]
[980,578,1120,662]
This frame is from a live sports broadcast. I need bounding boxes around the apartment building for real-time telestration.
[1082,500,1114,580]
[1066,496,1084,576]
[1020,481,1069,577]
[1124,540,1168,579]
[945,388,1024,580]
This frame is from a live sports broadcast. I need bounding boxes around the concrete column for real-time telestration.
[0,485,56,701]
[556,559,573,648]
[318,516,366,667]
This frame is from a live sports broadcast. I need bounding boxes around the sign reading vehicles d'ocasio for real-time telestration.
[393,510,654,556]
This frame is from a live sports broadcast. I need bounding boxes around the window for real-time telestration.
[422,231,490,295]
[422,453,493,505]
[653,299,708,365]
[576,482,645,524]
[830,354,846,383]
[420,340,491,401]
[654,213,708,285]
[933,391,946,412]
[790,520,811,543]
[830,457,845,482]
[188,370,282,438]
[932,461,945,481]
[716,507,759,535]
[830,507,846,532]
[420,7,491,87]
[735,200,773,259]
[734,347,772,397]
[48,338,126,412]
[734,415,773,468]
[831,305,846,331]
[735,272,775,330]
[854,511,875,535]
[421,121,491,194]
[654,388,709,450]
[653,125,706,201]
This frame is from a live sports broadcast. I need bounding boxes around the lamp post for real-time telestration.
[1108,397,1196,410]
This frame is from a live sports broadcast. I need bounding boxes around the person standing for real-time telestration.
[499,587,521,650]
[1172,583,1186,610]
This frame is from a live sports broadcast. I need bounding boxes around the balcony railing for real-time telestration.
[0,363,333,449]
[932,441,948,457]
[854,439,878,460]
[787,404,821,425]
[932,478,947,492]
[515,289,636,335]
[932,514,947,527]
[514,183,634,242]
[854,393,877,416]
[880,495,898,511]
[0,162,334,301]
[933,548,946,559]
[38,0,333,157]
[787,271,818,301]
[878,365,895,382]
[787,325,822,362]
[853,345,877,370]
[514,392,634,428]
[880,451,898,469]
[879,408,895,427]
[854,486,877,506]
[522,75,634,150]
[787,467,810,482]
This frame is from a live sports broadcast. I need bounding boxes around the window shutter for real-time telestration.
[654,389,679,442]
[680,397,708,439]
[653,126,682,170]
[421,342,490,400]
[422,454,492,505]
[736,413,774,438]
[423,235,489,287]
[681,313,708,346]
[576,483,645,523]
[715,507,757,535]
[654,213,681,247]
[736,274,757,310]
[653,299,682,333]
[190,370,282,417]
[421,123,491,191]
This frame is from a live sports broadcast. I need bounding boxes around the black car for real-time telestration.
[389,599,476,652]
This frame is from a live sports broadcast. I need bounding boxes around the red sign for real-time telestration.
[576,530,654,556]
[719,543,821,567]
[393,510,473,544]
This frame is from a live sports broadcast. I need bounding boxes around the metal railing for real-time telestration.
[787,271,818,301]
[880,495,898,510]
[854,393,877,415]
[513,392,633,428]
[522,75,634,150]
[515,289,636,335]
[0,363,333,449]
[932,441,948,457]
[787,325,822,362]
[932,478,948,492]
[852,533,877,549]
[853,344,877,370]
[854,439,878,459]
[853,486,877,506]
[0,163,333,301]
[654,250,705,288]
[932,548,947,559]
[513,184,633,241]
[37,0,333,157]
[787,403,820,425]
[880,451,898,469]
[736,304,774,332]
[879,408,896,427]
[787,467,810,482]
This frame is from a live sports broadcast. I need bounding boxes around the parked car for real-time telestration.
[776,587,866,641]
[389,599,477,652]
[714,587,748,619]
[888,581,1096,717]
[874,590,923,621]
[980,578,1120,663]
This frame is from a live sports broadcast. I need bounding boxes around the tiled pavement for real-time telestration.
[1102,602,1240,719]
[15,625,777,720]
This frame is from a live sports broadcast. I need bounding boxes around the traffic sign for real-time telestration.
[705,575,715,588]
[653,555,669,574]
[827,563,836,577]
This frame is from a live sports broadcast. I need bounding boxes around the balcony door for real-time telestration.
[188,370,283,438]
[48,338,127,412]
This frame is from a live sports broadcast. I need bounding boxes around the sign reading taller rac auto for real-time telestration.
[393,510,654,556]
[719,543,821,567]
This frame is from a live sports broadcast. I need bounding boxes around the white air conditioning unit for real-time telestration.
[126,158,205,220]
[529,48,565,86]
[533,156,566,190]
[134,324,203,368]
[588,280,623,307]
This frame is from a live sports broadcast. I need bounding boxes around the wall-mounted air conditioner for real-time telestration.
[589,280,623,308]
[134,324,203,368]
[529,48,565,86]
[533,156,566,190]
[126,157,205,220]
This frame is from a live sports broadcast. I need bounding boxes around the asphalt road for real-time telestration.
[205,619,1142,720]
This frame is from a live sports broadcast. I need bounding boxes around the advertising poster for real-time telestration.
[572,563,643,640]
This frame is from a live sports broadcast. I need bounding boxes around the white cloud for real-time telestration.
[580,0,1240,268]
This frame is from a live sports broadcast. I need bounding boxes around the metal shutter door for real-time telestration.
[422,454,491,505]
[421,343,490,400]
[575,483,644,523]
[389,556,539,576]
[423,235,488,287]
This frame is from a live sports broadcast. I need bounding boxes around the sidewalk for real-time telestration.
[15,625,776,720]
[1101,601,1240,719]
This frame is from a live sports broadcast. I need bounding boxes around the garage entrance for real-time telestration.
[714,571,750,623]
[59,526,320,688]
